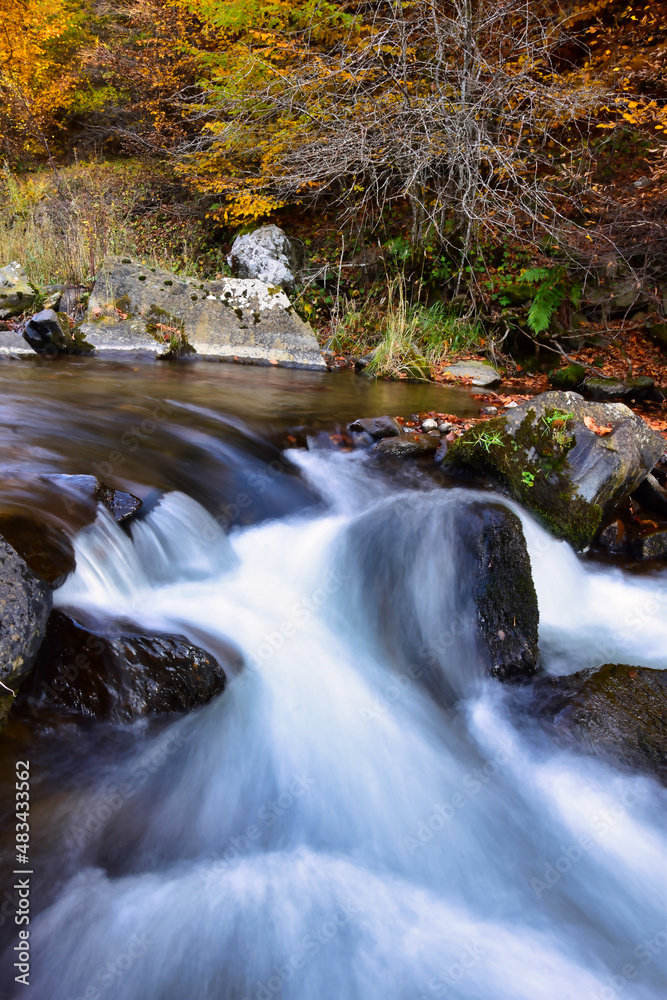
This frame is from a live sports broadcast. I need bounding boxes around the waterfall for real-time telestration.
[4,448,667,1000]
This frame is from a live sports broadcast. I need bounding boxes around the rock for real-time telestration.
[0,262,36,319]
[0,329,34,357]
[78,256,324,369]
[421,418,438,431]
[647,321,667,350]
[0,474,142,586]
[550,364,587,391]
[630,528,667,561]
[597,518,627,555]
[442,361,501,387]
[355,348,378,371]
[43,474,142,524]
[227,225,301,290]
[480,406,498,416]
[633,474,667,519]
[41,284,65,310]
[22,308,93,356]
[444,390,666,550]
[340,497,538,704]
[582,375,657,402]
[0,536,51,725]
[438,421,454,433]
[348,415,402,439]
[15,610,239,722]
[372,433,440,457]
[582,279,650,317]
[463,503,539,682]
[532,664,667,784]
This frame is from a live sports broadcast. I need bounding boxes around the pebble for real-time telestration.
[438,421,453,433]
[505,401,518,408]
[480,406,498,416]
[421,418,438,431]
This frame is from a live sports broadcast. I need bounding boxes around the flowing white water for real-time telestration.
[14,450,667,1000]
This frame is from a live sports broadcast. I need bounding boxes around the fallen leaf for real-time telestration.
[584,415,613,436]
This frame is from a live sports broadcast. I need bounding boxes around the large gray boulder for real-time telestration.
[0,262,36,319]
[77,256,325,369]
[444,391,666,550]
[0,536,51,723]
[227,224,300,290]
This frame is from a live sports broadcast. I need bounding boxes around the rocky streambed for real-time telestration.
[0,361,665,1000]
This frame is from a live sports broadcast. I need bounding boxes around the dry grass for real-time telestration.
[0,160,215,289]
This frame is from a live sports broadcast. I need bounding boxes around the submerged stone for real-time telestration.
[348,415,403,439]
[444,390,666,550]
[372,432,439,457]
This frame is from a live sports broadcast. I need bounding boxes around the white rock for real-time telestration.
[421,418,438,431]
[227,225,300,290]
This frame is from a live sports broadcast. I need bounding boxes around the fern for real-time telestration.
[521,267,567,335]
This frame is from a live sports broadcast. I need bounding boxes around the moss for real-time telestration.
[114,295,132,312]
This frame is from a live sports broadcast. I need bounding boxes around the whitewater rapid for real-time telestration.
[7,448,667,1000]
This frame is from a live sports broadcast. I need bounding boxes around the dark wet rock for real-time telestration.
[0,474,142,586]
[442,361,501,387]
[462,503,539,683]
[44,474,142,524]
[629,529,667,561]
[79,256,324,369]
[550,364,587,392]
[582,375,657,402]
[532,664,667,784]
[632,474,667,519]
[341,496,538,705]
[597,518,628,555]
[227,224,301,290]
[372,432,439,458]
[0,537,51,724]
[15,610,238,722]
[348,415,402,440]
[443,390,666,550]
[22,308,93,356]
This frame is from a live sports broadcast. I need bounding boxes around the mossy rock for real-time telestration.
[582,375,656,402]
[532,664,667,784]
[549,364,587,391]
[443,390,666,550]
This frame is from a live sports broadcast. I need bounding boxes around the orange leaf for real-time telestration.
[584,415,613,436]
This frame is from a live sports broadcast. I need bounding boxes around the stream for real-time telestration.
[0,359,665,1000]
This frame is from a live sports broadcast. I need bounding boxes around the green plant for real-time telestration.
[413,301,482,359]
[366,278,431,380]
[521,470,536,488]
[469,427,505,453]
[541,408,573,448]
